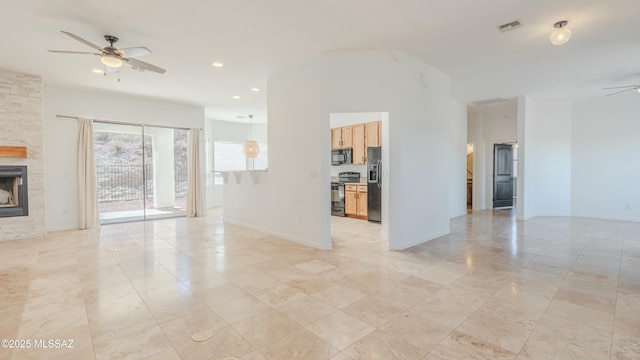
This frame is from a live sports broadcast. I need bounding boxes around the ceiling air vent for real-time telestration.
[498,20,521,32]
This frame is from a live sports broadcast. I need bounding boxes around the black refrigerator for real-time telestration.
[367,146,382,223]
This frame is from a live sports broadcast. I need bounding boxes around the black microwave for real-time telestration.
[332,148,352,165]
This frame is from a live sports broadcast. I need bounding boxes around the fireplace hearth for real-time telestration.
[0,166,28,217]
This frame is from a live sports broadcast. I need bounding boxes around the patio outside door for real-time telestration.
[94,122,188,224]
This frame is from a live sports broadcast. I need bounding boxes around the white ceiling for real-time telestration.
[3,0,639,123]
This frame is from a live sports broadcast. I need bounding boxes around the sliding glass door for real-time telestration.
[143,126,188,220]
[94,123,187,224]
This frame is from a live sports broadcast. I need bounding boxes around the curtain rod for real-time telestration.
[56,114,199,131]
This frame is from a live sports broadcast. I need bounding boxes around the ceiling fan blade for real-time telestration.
[48,50,101,55]
[117,47,151,58]
[61,31,104,52]
[123,57,166,74]
[606,88,636,96]
[602,85,638,90]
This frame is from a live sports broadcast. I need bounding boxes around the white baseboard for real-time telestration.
[223,218,330,250]
[389,227,451,250]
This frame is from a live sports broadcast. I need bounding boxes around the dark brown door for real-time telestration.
[493,144,513,208]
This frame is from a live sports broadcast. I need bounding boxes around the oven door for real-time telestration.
[331,183,345,216]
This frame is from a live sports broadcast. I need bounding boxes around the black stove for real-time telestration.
[337,171,361,184]
[331,172,361,217]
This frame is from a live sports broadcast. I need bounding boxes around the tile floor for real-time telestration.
[1,208,639,359]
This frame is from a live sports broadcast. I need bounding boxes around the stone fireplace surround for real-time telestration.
[0,69,45,241]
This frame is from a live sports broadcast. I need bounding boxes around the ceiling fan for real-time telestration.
[603,84,640,96]
[49,31,166,74]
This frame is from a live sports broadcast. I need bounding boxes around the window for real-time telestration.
[255,142,268,170]
[213,140,268,185]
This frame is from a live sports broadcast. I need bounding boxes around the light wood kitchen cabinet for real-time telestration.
[345,186,357,215]
[352,124,365,164]
[331,128,341,149]
[331,121,381,163]
[356,185,368,217]
[331,126,353,149]
[345,184,368,218]
[365,121,381,147]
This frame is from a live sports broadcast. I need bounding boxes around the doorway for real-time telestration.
[329,111,387,248]
[94,122,188,224]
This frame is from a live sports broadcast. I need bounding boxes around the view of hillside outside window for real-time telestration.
[93,123,188,223]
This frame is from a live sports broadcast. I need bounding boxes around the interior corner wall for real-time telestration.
[571,94,640,222]
[0,70,46,241]
[223,51,453,250]
[43,86,205,231]
[517,96,536,220]
[449,99,467,218]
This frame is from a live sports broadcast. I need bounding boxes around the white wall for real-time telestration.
[224,55,328,248]
[44,86,205,231]
[449,100,467,218]
[516,97,573,220]
[224,51,455,250]
[530,100,572,216]
[572,93,640,222]
[329,112,384,179]
[467,100,517,210]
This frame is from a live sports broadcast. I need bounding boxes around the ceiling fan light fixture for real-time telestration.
[550,20,572,45]
[101,54,123,68]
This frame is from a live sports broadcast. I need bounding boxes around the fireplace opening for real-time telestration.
[0,166,28,217]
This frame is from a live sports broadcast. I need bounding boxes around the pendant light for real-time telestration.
[550,20,572,45]
[243,115,259,158]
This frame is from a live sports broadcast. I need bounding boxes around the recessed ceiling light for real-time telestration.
[232,95,240,100]
[236,116,247,119]
[251,87,260,92]
[92,69,104,74]
[212,62,224,68]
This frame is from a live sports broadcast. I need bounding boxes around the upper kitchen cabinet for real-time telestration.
[353,121,380,164]
[331,126,353,149]
[365,121,381,147]
[352,124,365,165]
[331,121,381,162]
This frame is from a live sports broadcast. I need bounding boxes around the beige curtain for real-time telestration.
[187,128,205,217]
[77,118,100,229]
